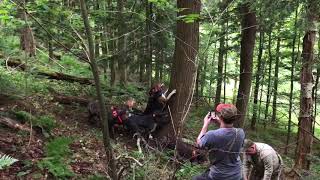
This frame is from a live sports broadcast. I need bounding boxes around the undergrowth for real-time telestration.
[37,137,74,179]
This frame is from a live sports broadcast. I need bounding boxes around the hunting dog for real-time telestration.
[87,83,176,139]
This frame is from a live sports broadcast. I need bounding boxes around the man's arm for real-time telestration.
[196,112,212,147]
[242,154,252,180]
[262,156,274,180]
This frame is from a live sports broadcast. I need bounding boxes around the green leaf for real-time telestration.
[0,154,18,169]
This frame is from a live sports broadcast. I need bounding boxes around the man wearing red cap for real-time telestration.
[193,104,245,180]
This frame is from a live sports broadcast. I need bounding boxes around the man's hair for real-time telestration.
[215,104,239,124]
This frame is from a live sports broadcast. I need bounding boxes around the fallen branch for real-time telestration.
[2,59,94,85]
[52,94,91,106]
[37,71,94,85]
[0,116,32,133]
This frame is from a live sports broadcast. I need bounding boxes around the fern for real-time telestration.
[0,154,18,169]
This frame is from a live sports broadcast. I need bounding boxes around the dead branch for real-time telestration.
[0,116,32,133]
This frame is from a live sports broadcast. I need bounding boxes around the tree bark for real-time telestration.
[294,0,318,170]
[214,26,225,107]
[264,30,273,123]
[79,0,116,178]
[251,30,264,130]
[234,4,257,128]
[145,0,153,87]
[117,0,127,86]
[271,36,281,123]
[18,0,36,57]
[285,1,299,154]
[158,0,200,139]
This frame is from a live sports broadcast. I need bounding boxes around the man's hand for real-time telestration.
[203,112,212,125]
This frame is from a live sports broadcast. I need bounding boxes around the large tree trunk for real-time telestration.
[158,0,200,139]
[79,0,116,178]
[251,30,264,130]
[294,0,318,170]
[234,4,257,128]
[18,0,36,57]
[271,36,281,123]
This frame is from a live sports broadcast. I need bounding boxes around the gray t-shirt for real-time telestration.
[199,128,245,180]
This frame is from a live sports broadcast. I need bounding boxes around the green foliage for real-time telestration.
[0,154,18,170]
[88,174,106,180]
[15,111,56,135]
[175,162,206,179]
[178,13,201,23]
[37,137,74,179]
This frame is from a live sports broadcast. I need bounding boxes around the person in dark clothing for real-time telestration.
[193,104,245,180]
[143,83,176,115]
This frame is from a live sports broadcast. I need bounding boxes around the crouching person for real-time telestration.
[243,139,283,180]
[193,104,245,180]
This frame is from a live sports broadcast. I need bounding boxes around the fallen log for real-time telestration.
[2,59,94,85]
[0,116,32,133]
[37,71,94,85]
[52,94,91,106]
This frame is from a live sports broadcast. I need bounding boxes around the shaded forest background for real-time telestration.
[0,0,320,179]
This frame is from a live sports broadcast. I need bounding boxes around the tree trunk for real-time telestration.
[117,0,127,86]
[313,31,320,134]
[264,30,273,123]
[18,0,36,57]
[285,1,299,155]
[48,37,54,61]
[251,31,264,130]
[294,0,318,170]
[214,25,225,107]
[79,0,116,178]
[234,3,257,128]
[158,0,200,139]
[271,36,281,124]
[201,55,208,96]
[145,0,153,87]
[224,9,229,103]
[232,58,239,104]
[106,1,116,86]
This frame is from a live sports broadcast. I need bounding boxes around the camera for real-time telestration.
[208,111,217,121]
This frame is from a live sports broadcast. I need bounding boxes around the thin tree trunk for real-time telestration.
[145,0,153,86]
[224,8,229,103]
[48,37,54,61]
[235,3,257,128]
[117,0,127,86]
[251,31,264,130]
[79,0,116,178]
[232,58,239,104]
[271,36,281,124]
[201,56,208,96]
[285,0,299,155]
[264,30,273,123]
[214,25,225,107]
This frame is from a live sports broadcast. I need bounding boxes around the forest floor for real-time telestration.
[0,93,147,179]
[1,92,320,179]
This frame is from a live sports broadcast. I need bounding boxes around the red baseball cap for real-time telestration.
[215,104,238,120]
